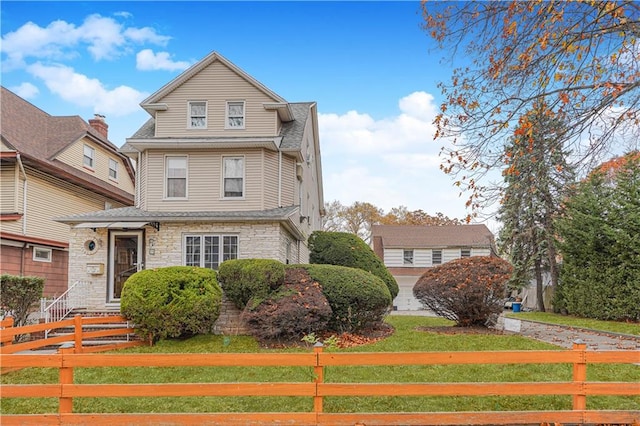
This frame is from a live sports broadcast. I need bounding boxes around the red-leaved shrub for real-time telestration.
[413,256,512,327]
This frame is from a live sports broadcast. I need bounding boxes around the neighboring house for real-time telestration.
[371,224,496,311]
[56,51,324,311]
[0,87,136,297]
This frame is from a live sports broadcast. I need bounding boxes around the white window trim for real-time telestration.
[221,155,245,199]
[108,158,119,181]
[83,144,95,170]
[164,154,188,200]
[225,100,245,129]
[187,101,207,129]
[33,246,52,262]
[183,233,239,269]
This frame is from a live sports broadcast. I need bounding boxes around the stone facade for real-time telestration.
[67,221,305,311]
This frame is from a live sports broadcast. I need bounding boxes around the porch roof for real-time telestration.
[55,206,304,239]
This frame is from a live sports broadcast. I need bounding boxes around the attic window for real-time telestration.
[403,250,414,265]
[109,158,118,180]
[461,248,471,258]
[432,249,442,265]
[188,101,207,128]
[226,101,245,129]
[83,145,95,169]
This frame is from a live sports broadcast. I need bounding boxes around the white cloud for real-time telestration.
[27,62,148,117]
[319,91,469,220]
[10,82,39,99]
[136,49,192,71]
[1,14,171,68]
[318,91,439,155]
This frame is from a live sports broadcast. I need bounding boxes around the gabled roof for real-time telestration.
[0,86,135,204]
[139,51,292,120]
[371,224,494,248]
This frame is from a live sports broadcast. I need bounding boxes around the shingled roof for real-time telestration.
[371,224,495,248]
[1,86,134,204]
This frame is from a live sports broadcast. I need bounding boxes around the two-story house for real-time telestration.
[371,224,496,311]
[0,87,135,297]
[56,51,324,311]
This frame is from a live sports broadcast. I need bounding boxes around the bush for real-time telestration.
[308,231,399,299]
[0,274,44,329]
[218,259,285,309]
[242,267,332,342]
[120,266,222,342]
[299,264,392,333]
[413,256,512,327]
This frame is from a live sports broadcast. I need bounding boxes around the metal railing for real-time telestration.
[40,281,90,337]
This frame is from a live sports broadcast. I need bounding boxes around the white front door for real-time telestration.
[109,231,143,303]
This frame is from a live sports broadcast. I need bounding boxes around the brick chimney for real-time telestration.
[89,114,108,139]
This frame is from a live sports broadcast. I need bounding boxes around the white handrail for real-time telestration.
[41,281,90,336]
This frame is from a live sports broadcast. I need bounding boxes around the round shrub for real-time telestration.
[308,231,399,299]
[413,256,512,327]
[242,267,332,342]
[120,266,222,342]
[218,258,285,309]
[299,264,392,333]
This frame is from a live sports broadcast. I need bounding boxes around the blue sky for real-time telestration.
[1,1,490,226]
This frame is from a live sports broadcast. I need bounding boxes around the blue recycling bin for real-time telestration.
[512,302,522,313]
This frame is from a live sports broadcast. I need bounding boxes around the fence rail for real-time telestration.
[1,334,638,426]
[0,315,143,355]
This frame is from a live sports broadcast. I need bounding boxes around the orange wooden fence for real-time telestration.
[0,315,144,355]
[1,339,638,425]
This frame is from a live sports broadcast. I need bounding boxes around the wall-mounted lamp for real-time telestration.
[299,216,309,224]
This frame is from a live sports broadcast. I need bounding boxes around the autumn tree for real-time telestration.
[422,1,640,216]
[322,201,463,239]
[555,152,640,321]
[497,101,575,311]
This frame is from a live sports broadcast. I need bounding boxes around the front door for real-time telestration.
[109,231,143,303]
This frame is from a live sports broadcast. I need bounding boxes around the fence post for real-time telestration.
[313,342,324,420]
[572,339,587,411]
[1,316,15,346]
[59,344,74,415]
[74,315,83,353]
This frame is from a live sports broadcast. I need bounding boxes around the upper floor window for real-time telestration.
[461,248,471,258]
[432,249,442,265]
[223,156,244,198]
[226,101,245,129]
[165,155,187,198]
[33,247,52,262]
[403,249,414,265]
[188,101,207,128]
[108,158,118,180]
[83,145,95,169]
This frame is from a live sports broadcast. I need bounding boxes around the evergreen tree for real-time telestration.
[556,153,640,321]
[498,101,574,311]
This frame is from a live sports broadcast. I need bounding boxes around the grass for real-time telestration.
[505,311,640,336]
[2,315,639,415]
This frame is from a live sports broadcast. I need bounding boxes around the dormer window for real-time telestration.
[226,101,245,129]
[108,158,118,180]
[83,145,95,169]
[188,101,207,128]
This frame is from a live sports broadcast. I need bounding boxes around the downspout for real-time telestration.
[17,153,27,235]
[278,151,282,207]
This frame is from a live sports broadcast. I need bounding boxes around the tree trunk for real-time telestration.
[534,259,546,312]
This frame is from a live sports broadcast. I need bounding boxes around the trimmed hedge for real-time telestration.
[0,274,44,328]
[297,264,392,333]
[217,259,285,309]
[308,231,399,299]
[120,266,222,342]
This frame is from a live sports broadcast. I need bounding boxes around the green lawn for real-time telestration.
[2,315,639,415]
[505,311,640,336]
